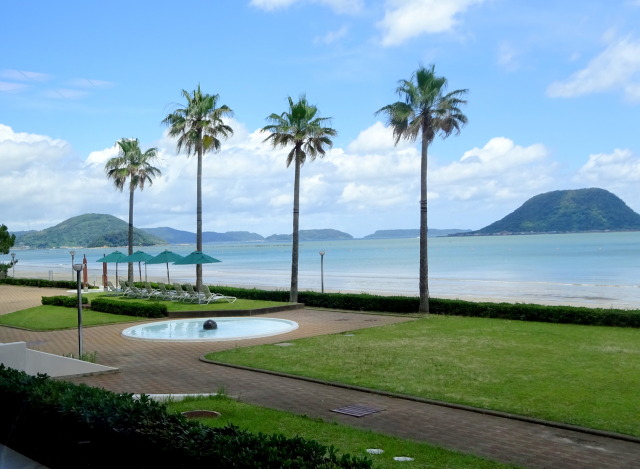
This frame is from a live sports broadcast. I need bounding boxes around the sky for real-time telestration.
[1,0,640,239]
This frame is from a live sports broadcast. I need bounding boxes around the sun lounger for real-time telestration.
[155,283,176,300]
[184,283,203,303]
[201,285,236,304]
[172,283,191,302]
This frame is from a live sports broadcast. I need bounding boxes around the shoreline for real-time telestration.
[6,267,639,310]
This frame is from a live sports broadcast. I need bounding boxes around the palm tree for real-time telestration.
[262,95,337,302]
[376,65,468,314]
[105,138,161,281]
[162,85,233,290]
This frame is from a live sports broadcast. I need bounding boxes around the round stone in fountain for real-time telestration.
[122,317,299,342]
[203,319,217,330]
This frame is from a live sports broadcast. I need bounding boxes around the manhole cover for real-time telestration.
[331,404,384,417]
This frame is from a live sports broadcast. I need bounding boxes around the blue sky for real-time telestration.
[1,0,640,238]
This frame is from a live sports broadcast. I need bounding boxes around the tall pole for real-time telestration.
[70,250,76,281]
[73,264,83,358]
[319,251,325,294]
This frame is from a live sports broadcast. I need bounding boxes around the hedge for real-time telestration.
[0,366,371,469]
[90,297,167,318]
[10,278,640,328]
[0,277,99,289]
[207,285,640,328]
[41,295,88,307]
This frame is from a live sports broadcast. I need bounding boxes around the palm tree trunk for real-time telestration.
[290,158,301,303]
[419,133,430,314]
[128,185,134,282]
[196,146,203,291]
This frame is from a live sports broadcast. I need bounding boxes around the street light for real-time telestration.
[11,253,15,278]
[72,263,84,358]
[319,251,325,294]
[70,250,76,281]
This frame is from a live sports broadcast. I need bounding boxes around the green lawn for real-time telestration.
[0,305,142,330]
[0,297,287,330]
[166,395,516,469]
[206,315,640,437]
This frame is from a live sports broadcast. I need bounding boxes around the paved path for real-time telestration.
[1,285,640,468]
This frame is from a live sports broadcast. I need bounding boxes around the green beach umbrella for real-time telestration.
[173,251,221,265]
[120,250,154,282]
[95,250,128,285]
[146,250,185,284]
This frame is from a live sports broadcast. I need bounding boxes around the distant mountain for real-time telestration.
[141,227,265,244]
[266,229,353,242]
[364,228,471,239]
[464,188,640,235]
[15,214,166,248]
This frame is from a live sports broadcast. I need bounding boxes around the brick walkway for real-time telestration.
[1,285,640,469]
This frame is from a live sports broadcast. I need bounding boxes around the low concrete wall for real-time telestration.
[0,342,117,378]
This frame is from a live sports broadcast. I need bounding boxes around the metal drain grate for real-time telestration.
[331,404,384,417]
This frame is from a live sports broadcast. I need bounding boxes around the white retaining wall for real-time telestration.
[0,342,117,377]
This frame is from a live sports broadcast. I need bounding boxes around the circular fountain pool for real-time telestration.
[121,317,299,342]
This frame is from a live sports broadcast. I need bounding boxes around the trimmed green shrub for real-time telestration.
[0,366,371,469]
[41,295,88,307]
[90,297,167,318]
[0,277,98,289]
[209,285,640,328]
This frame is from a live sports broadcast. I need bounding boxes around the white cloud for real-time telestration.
[250,0,363,14]
[42,88,90,100]
[346,121,413,154]
[497,42,520,71]
[0,69,52,82]
[547,36,640,102]
[0,124,71,171]
[575,148,640,184]
[314,26,348,44]
[573,148,640,215]
[377,0,484,46]
[6,121,636,237]
[432,137,553,201]
[67,78,115,89]
[0,82,28,92]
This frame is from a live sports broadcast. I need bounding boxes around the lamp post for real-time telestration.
[319,251,325,294]
[11,253,15,277]
[72,263,84,358]
[70,250,76,281]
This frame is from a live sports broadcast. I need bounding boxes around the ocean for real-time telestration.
[5,232,640,308]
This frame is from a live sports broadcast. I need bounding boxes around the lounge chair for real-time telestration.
[201,285,236,303]
[172,283,191,302]
[183,283,203,303]
[104,281,121,296]
[144,282,162,300]
[119,280,132,296]
[155,283,176,300]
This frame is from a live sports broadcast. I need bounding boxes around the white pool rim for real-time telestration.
[121,317,299,342]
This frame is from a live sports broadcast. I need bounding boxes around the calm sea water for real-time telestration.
[5,232,640,308]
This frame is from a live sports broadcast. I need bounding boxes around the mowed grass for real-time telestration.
[0,305,143,330]
[207,315,640,436]
[0,297,288,330]
[166,395,516,469]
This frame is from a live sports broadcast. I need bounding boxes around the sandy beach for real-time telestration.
[8,265,639,310]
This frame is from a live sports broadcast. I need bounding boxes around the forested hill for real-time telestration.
[468,188,640,235]
[266,229,353,241]
[15,214,165,248]
[142,227,265,244]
